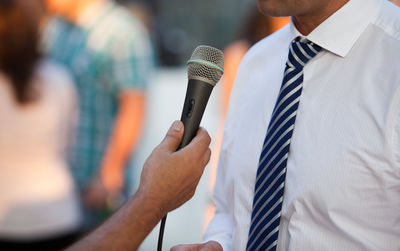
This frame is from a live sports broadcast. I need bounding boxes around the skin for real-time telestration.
[44,0,147,208]
[45,0,103,21]
[67,121,212,250]
[258,0,349,35]
[171,0,350,250]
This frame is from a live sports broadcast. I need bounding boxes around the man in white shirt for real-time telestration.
[172,0,400,250]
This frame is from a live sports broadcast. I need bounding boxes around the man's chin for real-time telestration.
[257,0,291,17]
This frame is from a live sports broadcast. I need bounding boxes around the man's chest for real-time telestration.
[225,53,400,222]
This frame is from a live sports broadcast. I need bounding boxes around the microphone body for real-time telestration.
[179,79,213,148]
[157,45,224,251]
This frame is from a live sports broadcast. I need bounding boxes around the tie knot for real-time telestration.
[287,38,322,69]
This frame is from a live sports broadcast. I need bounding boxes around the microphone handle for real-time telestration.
[178,79,213,149]
[158,79,213,251]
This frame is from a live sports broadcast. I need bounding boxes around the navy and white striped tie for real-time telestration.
[246,38,322,251]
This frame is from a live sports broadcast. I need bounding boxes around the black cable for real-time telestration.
[157,215,167,251]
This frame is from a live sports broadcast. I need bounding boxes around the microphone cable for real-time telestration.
[157,215,167,251]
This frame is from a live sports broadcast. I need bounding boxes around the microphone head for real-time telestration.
[187,45,224,86]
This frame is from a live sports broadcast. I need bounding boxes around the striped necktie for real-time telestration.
[246,38,322,251]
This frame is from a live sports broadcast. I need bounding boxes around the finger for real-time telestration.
[179,127,211,157]
[202,148,212,168]
[169,245,186,251]
[159,121,184,151]
[170,246,178,251]
[170,244,204,251]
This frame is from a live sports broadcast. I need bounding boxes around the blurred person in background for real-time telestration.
[126,1,154,34]
[43,0,154,228]
[0,0,81,249]
[125,1,159,67]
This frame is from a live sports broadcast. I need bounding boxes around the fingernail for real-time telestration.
[172,121,183,132]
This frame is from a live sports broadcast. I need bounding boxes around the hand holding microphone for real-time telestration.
[66,46,224,251]
[158,45,224,250]
[139,121,211,215]
[67,121,213,251]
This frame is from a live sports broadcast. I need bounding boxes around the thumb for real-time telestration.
[159,120,184,151]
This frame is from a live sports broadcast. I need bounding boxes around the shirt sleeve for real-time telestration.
[203,152,233,250]
[107,27,154,93]
[390,86,400,166]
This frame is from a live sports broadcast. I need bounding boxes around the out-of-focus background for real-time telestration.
[0,0,398,250]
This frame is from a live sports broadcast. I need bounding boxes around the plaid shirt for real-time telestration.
[44,1,153,189]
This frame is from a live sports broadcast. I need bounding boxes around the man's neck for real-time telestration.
[69,0,106,23]
[292,0,349,35]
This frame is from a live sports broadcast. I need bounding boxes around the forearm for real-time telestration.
[101,92,146,191]
[71,122,212,250]
[68,189,163,251]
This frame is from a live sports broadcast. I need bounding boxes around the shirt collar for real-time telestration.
[289,0,383,57]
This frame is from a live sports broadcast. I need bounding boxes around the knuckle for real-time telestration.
[205,129,211,140]
[204,133,211,146]
[200,127,211,139]
[166,132,180,142]
[201,148,211,166]
[189,189,196,199]
[199,136,211,149]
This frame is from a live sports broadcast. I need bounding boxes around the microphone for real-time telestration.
[179,45,225,148]
[157,45,224,251]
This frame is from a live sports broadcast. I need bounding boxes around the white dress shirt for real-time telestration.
[204,0,400,250]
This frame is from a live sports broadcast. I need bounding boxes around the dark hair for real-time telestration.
[0,0,43,104]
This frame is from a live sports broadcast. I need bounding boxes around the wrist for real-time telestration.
[135,186,167,219]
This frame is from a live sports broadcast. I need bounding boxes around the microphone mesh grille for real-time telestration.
[187,45,224,86]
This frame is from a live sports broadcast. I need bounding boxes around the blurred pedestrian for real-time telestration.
[0,0,81,249]
[43,0,154,228]
[125,1,159,67]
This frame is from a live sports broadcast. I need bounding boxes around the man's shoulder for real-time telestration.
[88,4,150,52]
[375,1,400,40]
[43,17,82,44]
[98,4,147,39]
